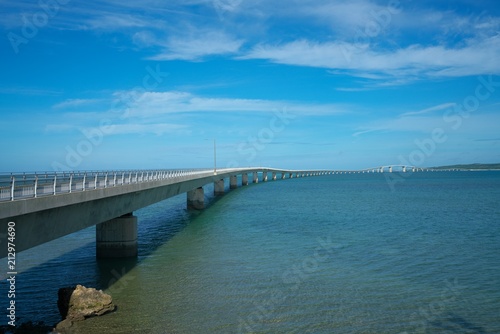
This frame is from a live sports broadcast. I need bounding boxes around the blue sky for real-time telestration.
[1,0,500,171]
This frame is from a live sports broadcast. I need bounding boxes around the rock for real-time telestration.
[57,285,116,322]
[54,318,73,333]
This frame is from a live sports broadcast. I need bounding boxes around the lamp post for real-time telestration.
[213,138,217,175]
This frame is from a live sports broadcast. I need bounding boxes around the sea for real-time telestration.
[1,171,499,333]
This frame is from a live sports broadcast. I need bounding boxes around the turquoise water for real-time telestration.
[2,171,500,333]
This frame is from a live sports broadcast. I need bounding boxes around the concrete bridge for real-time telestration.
[0,167,331,259]
[332,165,436,174]
[362,165,427,173]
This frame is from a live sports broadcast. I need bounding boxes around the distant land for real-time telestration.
[432,163,500,170]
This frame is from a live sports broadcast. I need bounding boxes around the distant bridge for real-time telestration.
[0,167,332,259]
[333,165,446,173]
[360,165,429,173]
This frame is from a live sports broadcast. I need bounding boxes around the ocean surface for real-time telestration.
[2,171,500,333]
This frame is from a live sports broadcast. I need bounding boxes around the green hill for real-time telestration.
[432,163,500,170]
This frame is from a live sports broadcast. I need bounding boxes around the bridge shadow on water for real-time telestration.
[1,183,238,326]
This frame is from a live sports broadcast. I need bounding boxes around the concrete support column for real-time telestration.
[281,173,285,179]
[187,187,204,210]
[263,172,268,182]
[96,213,137,258]
[272,172,277,180]
[230,175,238,189]
[242,173,248,186]
[253,172,259,183]
[214,179,225,195]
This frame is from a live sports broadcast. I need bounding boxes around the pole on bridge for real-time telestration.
[214,139,217,175]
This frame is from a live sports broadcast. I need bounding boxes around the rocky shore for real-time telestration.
[0,285,117,333]
[54,285,116,333]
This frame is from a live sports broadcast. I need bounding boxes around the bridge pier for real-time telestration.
[242,173,248,186]
[272,172,277,180]
[96,213,138,258]
[230,175,238,189]
[263,172,268,182]
[187,187,204,210]
[214,179,225,195]
[253,172,259,183]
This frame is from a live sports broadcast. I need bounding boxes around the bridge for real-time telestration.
[360,165,426,173]
[0,167,332,259]
[333,165,439,173]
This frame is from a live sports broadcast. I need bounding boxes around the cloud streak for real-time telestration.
[400,103,457,117]
[123,90,349,117]
[242,34,500,79]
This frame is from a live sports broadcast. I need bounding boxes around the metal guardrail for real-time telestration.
[0,169,214,202]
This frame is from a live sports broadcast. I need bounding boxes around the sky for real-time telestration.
[1,0,500,171]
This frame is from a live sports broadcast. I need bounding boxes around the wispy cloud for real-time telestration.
[352,128,387,137]
[400,103,457,117]
[147,30,244,61]
[107,123,188,136]
[122,90,349,117]
[84,14,154,30]
[52,98,103,109]
[242,34,500,79]
[352,109,500,138]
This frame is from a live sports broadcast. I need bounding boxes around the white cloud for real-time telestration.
[107,123,188,136]
[52,98,102,109]
[123,90,348,117]
[84,14,152,30]
[297,0,395,36]
[148,30,244,61]
[242,34,500,78]
[400,103,457,117]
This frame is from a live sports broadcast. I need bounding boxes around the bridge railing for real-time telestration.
[0,169,214,202]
